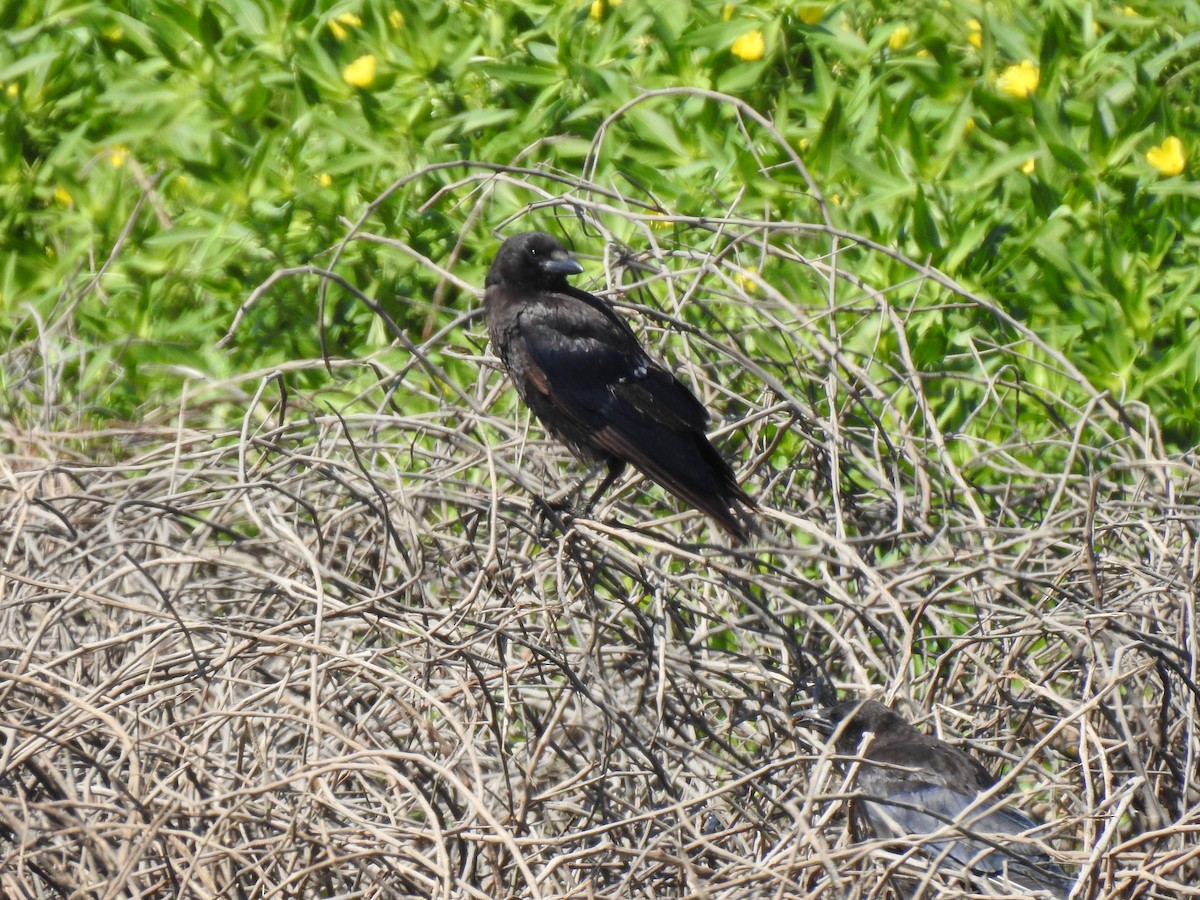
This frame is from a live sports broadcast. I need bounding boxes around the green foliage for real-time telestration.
[1,0,1198,447]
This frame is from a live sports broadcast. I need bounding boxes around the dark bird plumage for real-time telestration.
[483,232,756,542]
[816,700,1073,898]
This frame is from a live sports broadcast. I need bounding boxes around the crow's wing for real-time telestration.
[856,779,1072,897]
[511,292,753,533]
[513,292,711,438]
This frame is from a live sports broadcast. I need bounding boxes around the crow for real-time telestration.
[815,699,1073,898]
[483,232,756,543]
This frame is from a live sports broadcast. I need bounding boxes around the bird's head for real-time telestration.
[486,232,584,290]
[810,699,910,753]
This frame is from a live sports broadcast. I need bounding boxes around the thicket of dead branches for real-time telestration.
[2,165,1197,898]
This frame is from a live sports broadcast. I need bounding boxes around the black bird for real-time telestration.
[483,232,756,542]
[815,699,1073,898]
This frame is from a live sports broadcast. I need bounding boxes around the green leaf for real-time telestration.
[910,184,943,253]
[0,49,61,81]
[628,106,687,158]
[198,4,223,49]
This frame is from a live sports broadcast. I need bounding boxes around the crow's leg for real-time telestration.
[536,460,623,538]
[543,461,605,510]
[581,459,625,516]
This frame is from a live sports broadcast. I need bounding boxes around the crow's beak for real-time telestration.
[541,251,584,277]
[796,706,834,735]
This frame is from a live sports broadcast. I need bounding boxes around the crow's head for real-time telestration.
[486,232,584,290]
[816,699,914,753]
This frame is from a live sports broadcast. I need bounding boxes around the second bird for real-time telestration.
[816,699,1073,898]
[483,232,757,543]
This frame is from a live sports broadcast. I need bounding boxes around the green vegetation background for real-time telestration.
[2,0,1197,447]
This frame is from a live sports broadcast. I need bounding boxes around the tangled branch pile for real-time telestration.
[2,166,1197,898]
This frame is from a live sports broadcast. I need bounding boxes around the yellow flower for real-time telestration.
[916,48,930,57]
[731,29,765,61]
[102,25,124,41]
[328,12,361,41]
[830,193,842,205]
[889,24,911,50]
[342,54,377,88]
[389,10,404,28]
[1119,5,1137,14]
[722,3,734,21]
[6,82,18,98]
[733,271,758,293]
[1021,157,1036,175]
[108,145,128,168]
[54,186,74,206]
[317,172,333,187]
[647,210,672,230]
[797,4,824,24]
[964,117,976,135]
[1146,136,1185,177]
[997,59,1039,98]
[966,18,982,48]
[590,0,621,19]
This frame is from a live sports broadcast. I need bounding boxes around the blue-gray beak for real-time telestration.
[541,252,584,277]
